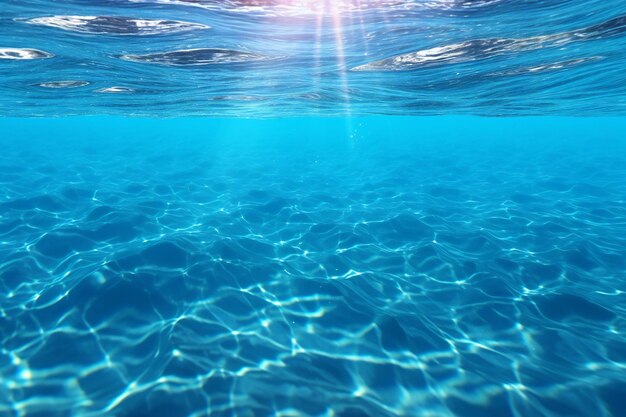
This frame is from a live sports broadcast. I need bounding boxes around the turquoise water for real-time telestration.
[1,117,626,417]
[2,2,626,417]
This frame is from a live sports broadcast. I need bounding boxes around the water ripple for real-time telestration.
[35,80,90,88]
[20,16,210,35]
[0,47,53,60]
[1,0,626,115]
[353,14,626,71]
[118,48,278,66]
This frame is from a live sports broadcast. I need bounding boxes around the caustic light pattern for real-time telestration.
[1,118,626,417]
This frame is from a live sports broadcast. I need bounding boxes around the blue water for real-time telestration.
[1,117,626,417]
[2,0,626,116]
[2,1,626,417]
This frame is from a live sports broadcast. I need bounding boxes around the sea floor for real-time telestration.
[1,117,625,417]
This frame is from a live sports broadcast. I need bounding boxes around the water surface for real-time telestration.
[1,0,626,116]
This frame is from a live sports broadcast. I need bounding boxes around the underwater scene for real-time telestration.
[2,1,626,417]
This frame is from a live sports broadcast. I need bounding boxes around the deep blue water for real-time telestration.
[1,117,626,417]
[2,1,626,417]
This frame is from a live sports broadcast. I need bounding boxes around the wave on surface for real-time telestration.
[21,15,210,35]
[0,47,53,60]
[353,14,626,71]
[118,48,277,66]
[1,0,626,115]
[35,80,90,88]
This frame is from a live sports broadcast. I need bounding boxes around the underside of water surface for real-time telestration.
[1,0,626,116]
[2,1,626,417]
